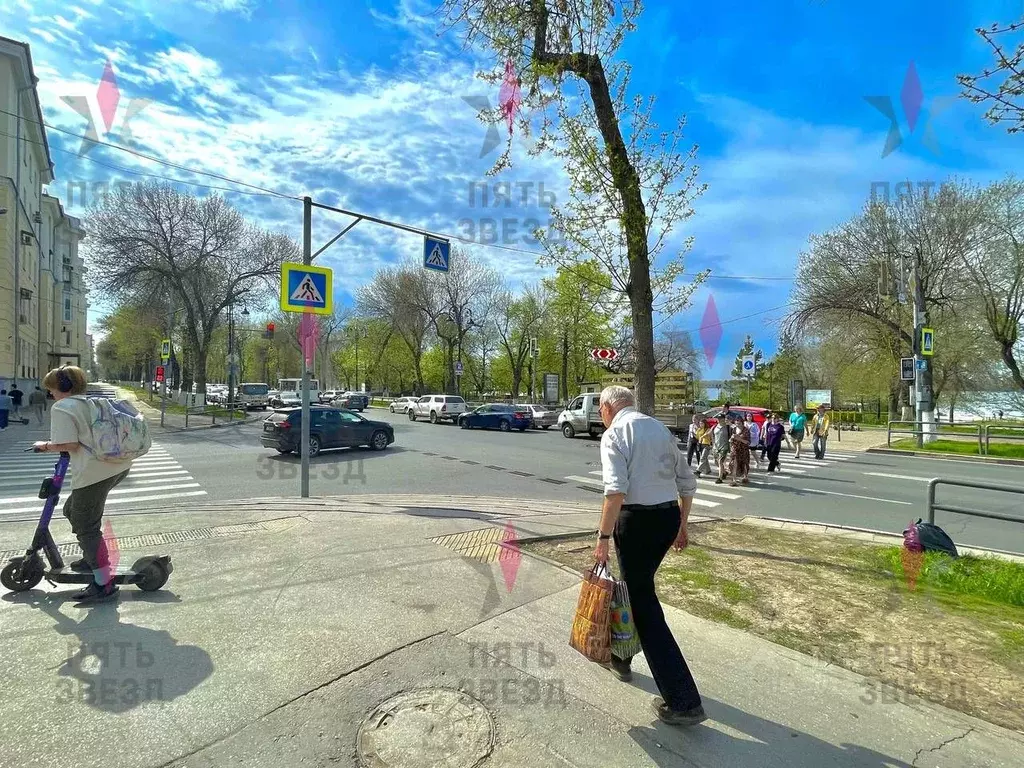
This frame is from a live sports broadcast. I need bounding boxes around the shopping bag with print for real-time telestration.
[610,577,642,660]
[569,563,614,663]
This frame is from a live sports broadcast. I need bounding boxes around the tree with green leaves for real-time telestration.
[440,0,708,415]
[543,261,617,399]
[493,284,549,398]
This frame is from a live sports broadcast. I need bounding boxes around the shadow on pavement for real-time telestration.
[3,591,213,714]
[628,697,913,767]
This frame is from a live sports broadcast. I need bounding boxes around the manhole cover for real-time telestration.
[356,688,495,768]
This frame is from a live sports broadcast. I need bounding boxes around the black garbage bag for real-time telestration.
[903,518,958,558]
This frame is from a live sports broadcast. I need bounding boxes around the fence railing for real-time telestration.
[887,420,983,452]
[982,425,1024,456]
[927,478,1024,527]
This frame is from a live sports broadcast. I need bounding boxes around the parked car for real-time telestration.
[342,391,370,410]
[272,391,301,408]
[557,393,605,438]
[260,406,395,458]
[521,404,557,429]
[332,393,365,411]
[389,396,418,413]
[459,403,532,432]
[408,394,467,424]
[319,390,343,404]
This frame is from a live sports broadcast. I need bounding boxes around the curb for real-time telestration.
[505,515,1024,564]
[736,514,1024,563]
[868,447,1024,466]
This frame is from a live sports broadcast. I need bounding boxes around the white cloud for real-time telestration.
[28,28,58,44]
[193,0,258,18]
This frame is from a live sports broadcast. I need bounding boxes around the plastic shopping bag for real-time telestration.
[569,563,614,663]
[610,577,642,660]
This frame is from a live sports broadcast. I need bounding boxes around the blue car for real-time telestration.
[459,403,532,432]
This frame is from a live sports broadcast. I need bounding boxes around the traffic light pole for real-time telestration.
[301,196,312,498]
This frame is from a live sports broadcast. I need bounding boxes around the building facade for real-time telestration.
[0,36,87,390]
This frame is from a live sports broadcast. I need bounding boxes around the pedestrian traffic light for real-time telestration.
[265,322,275,340]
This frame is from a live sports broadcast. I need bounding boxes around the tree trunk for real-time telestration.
[561,330,569,401]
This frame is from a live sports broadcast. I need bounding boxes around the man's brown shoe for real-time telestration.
[651,697,708,727]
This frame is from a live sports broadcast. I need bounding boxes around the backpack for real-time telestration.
[76,396,152,462]
[903,519,958,558]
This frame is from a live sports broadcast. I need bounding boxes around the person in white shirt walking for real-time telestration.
[591,386,706,727]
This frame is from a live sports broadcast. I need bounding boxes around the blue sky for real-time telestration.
[7,0,1024,378]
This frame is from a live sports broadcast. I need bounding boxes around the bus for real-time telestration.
[238,382,270,410]
[277,378,320,403]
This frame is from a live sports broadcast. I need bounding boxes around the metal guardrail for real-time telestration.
[886,420,982,452]
[982,425,1024,455]
[927,478,1024,526]
[182,401,254,428]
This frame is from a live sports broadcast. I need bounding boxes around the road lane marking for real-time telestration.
[796,488,912,505]
[864,472,933,482]
[565,475,721,507]
[0,483,202,506]
[0,490,209,516]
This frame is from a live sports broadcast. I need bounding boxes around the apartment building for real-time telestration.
[0,36,87,390]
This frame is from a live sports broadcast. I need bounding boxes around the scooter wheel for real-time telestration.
[1,557,44,592]
[131,557,170,592]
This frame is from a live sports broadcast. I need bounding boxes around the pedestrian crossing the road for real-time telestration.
[0,441,206,518]
[564,451,860,510]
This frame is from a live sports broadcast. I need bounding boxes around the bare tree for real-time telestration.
[958,19,1024,133]
[357,262,436,394]
[86,182,297,393]
[440,0,708,415]
[963,178,1024,391]
[493,284,549,398]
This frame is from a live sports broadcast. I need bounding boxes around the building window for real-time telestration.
[63,293,72,322]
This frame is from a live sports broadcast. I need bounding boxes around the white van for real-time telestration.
[238,382,270,410]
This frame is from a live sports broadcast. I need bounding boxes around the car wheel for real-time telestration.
[518,426,526,432]
[409,411,417,421]
[308,436,321,458]
[499,419,511,432]
[370,430,389,451]
[429,411,438,424]
[276,448,292,454]
[542,425,551,430]
[389,406,395,413]
[562,423,576,439]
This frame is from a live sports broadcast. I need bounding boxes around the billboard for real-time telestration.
[805,389,833,409]
[544,373,560,403]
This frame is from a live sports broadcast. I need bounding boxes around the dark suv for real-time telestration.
[260,406,394,457]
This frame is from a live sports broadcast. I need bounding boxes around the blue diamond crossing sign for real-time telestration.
[423,236,450,272]
[280,263,332,315]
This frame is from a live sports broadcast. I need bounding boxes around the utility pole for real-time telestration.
[227,299,235,409]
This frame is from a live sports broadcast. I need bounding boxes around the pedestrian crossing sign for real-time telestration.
[280,263,333,315]
[423,236,450,272]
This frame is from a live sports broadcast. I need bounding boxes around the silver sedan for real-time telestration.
[522,404,557,429]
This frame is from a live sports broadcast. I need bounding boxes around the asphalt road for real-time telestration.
[2,407,1022,553]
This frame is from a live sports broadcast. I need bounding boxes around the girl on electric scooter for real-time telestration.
[33,366,132,605]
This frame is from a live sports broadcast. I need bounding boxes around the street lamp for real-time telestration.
[349,325,366,392]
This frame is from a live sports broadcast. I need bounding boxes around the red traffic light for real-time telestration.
[267,323,275,331]
[264,322,275,340]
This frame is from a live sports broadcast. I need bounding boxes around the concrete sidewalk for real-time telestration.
[0,495,1020,768]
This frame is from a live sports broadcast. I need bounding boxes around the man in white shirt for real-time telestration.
[591,385,706,727]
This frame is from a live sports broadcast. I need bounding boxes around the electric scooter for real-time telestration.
[0,448,172,594]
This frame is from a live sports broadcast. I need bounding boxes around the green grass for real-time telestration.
[126,387,248,420]
[890,438,1024,459]
[862,547,1024,607]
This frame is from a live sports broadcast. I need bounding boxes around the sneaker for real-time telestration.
[651,697,708,727]
[68,558,91,573]
[715,478,723,485]
[71,581,119,605]
[599,657,633,682]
